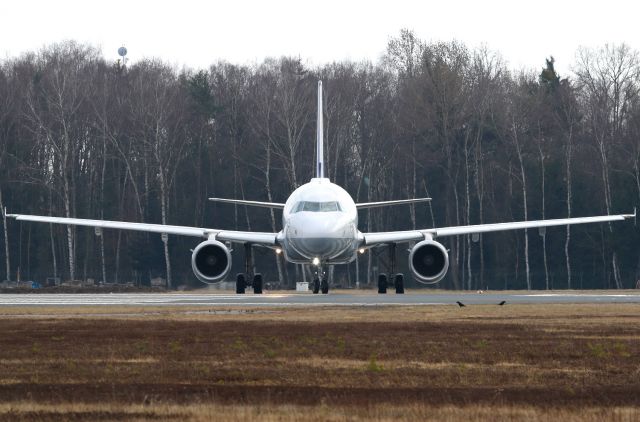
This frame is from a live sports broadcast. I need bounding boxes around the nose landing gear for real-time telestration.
[312,277,329,294]
[321,278,329,294]
[312,265,329,294]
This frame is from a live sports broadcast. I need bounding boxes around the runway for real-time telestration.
[1,291,640,307]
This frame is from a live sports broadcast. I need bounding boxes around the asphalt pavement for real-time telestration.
[1,291,640,307]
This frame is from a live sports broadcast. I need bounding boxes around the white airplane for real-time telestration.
[7,81,636,294]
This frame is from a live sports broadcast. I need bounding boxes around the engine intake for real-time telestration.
[409,240,449,284]
[191,240,232,284]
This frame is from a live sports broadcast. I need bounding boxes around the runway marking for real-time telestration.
[518,293,640,297]
[1,292,639,307]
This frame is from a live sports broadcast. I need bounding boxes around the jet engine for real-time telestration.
[191,240,232,284]
[409,240,449,284]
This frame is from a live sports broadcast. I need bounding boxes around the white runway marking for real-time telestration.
[1,292,639,307]
[519,293,640,297]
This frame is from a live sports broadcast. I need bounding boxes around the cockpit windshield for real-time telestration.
[293,201,342,213]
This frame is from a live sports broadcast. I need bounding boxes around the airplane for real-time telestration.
[7,81,636,294]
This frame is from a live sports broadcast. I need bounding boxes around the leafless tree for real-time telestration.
[128,60,190,288]
[575,44,640,288]
[23,42,101,281]
[0,63,15,281]
[0,38,637,290]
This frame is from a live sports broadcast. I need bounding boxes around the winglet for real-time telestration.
[3,209,16,219]
[623,207,637,225]
[622,208,636,219]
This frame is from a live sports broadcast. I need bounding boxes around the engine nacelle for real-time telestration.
[191,240,232,284]
[409,240,449,284]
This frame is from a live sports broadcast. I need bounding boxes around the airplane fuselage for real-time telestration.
[279,178,360,265]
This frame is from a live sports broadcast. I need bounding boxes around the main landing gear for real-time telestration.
[235,243,263,294]
[235,273,263,294]
[377,273,404,294]
[377,243,405,294]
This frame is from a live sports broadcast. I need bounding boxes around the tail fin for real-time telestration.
[316,80,325,179]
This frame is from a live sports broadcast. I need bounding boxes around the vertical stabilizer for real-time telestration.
[316,80,325,179]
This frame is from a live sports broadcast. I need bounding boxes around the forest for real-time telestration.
[0,30,639,290]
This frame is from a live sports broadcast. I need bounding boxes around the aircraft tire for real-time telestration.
[395,273,405,294]
[378,273,387,294]
[321,278,329,294]
[236,273,246,294]
[253,273,263,294]
[312,278,320,294]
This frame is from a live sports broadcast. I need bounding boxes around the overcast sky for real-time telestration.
[1,0,638,76]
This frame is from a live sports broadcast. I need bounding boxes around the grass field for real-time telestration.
[0,303,639,421]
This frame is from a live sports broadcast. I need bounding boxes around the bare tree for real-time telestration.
[257,58,314,190]
[506,75,534,290]
[576,44,640,289]
[0,40,638,290]
[419,41,471,289]
[0,64,14,281]
[23,42,101,281]
[129,60,190,288]
[246,66,289,286]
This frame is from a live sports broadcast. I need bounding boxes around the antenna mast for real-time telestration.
[117,46,128,66]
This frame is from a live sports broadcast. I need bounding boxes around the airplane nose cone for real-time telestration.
[291,236,351,259]
[300,238,336,255]
[286,213,354,260]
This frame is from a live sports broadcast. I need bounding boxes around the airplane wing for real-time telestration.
[362,211,636,246]
[7,214,278,245]
[356,198,431,209]
[209,198,285,209]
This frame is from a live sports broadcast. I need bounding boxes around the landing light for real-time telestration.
[312,257,320,266]
[358,248,365,254]
[275,248,282,254]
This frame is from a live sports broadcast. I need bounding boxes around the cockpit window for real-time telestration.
[293,201,342,213]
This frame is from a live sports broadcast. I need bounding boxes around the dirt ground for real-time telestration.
[0,304,638,421]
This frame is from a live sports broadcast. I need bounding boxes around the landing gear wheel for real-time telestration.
[321,278,329,294]
[378,273,388,294]
[253,273,263,294]
[312,278,320,294]
[394,273,405,294]
[236,273,246,294]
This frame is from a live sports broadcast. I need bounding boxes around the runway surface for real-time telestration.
[1,291,640,307]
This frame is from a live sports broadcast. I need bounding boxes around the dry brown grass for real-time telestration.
[0,403,638,422]
[0,303,639,420]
